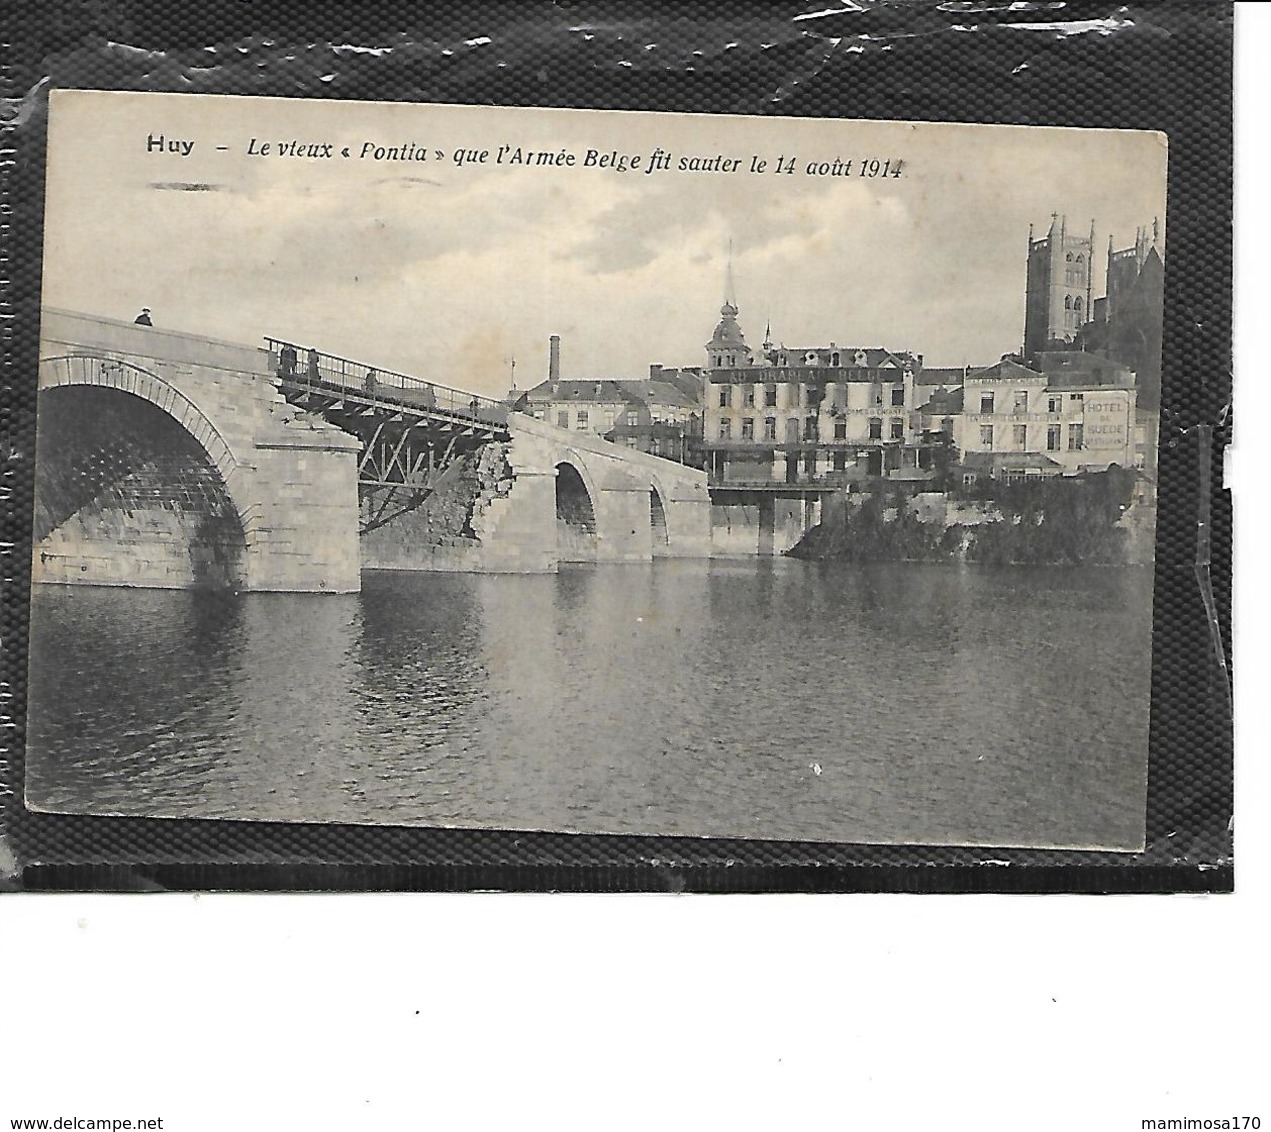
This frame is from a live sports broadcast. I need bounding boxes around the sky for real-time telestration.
[42,90,1168,397]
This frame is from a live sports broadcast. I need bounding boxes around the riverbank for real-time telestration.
[788,468,1151,566]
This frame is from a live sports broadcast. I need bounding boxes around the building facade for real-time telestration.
[511,336,702,465]
[700,297,933,486]
[954,356,1138,481]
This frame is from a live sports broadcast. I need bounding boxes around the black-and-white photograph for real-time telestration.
[27,89,1167,849]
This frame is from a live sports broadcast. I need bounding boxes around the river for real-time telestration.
[24,560,1153,849]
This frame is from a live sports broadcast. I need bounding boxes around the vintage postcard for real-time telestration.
[27,89,1166,849]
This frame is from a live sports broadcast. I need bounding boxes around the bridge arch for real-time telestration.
[35,354,253,589]
[554,458,598,562]
[649,479,670,551]
[39,354,243,477]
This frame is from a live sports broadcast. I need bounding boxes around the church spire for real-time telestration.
[723,238,738,314]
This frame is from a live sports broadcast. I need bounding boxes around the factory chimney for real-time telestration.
[549,335,561,391]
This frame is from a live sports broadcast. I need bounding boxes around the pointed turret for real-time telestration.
[705,246,752,370]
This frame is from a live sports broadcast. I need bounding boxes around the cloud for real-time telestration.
[41,93,1168,392]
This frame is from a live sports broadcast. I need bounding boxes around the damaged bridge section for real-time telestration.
[361,413,712,573]
[33,310,712,593]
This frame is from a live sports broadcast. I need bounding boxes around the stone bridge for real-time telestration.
[360,412,712,574]
[32,309,711,593]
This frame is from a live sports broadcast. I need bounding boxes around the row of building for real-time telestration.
[507,212,1164,497]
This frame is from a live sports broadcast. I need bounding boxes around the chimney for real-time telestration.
[549,335,561,384]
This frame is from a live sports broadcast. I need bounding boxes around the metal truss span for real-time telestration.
[266,337,512,534]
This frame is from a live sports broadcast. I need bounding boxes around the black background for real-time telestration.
[0,0,1234,893]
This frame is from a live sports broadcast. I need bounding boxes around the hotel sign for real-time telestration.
[1082,394,1131,450]
[709,366,903,384]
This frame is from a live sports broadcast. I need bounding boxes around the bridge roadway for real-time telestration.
[32,309,712,593]
[265,336,513,536]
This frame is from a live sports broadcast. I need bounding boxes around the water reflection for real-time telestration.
[25,560,1154,848]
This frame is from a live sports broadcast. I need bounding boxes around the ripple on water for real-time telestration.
[25,561,1153,848]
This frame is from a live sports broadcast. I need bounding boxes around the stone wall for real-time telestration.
[709,493,819,557]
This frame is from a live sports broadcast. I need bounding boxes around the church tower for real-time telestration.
[1023,214,1096,361]
[705,249,753,370]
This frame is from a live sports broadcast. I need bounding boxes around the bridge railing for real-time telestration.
[265,337,509,427]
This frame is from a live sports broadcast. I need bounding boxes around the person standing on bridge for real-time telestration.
[279,344,297,378]
[133,308,152,326]
[365,367,378,396]
[307,348,320,384]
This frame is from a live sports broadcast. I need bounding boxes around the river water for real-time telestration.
[24,560,1153,849]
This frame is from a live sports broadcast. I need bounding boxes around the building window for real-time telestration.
[1014,390,1028,413]
[980,392,995,414]
[575,410,589,430]
[603,411,615,430]
[831,352,840,367]
[1048,395,1061,414]
[1046,425,1061,451]
[728,355,736,367]
[763,417,777,441]
[556,411,569,429]
[718,387,731,408]
[1070,393,1084,405]
[1013,424,1027,448]
[891,386,905,407]
[1068,423,1084,451]
[868,417,883,440]
[980,424,994,449]
[890,418,904,440]
[803,416,818,441]
[741,418,755,440]
[718,419,731,440]
[744,387,756,408]
[833,451,847,472]
[626,410,639,427]
[834,419,847,440]
[764,385,777,408]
